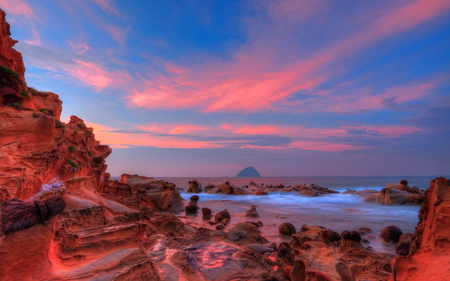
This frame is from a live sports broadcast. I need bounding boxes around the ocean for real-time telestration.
[115,175,448,253]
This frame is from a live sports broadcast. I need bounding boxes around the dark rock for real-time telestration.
[33,200,49,222]
[215,209,230,222]
[279,222,296,236]
[93,156,103,164]
[216,224,225,230]
[245,205,259,217]
[247,244,275,254]
[201,207,211,219]
[396,242,411,256]
[1,199,40,234]
[44,196,66,219]
[236,166,262,177]
[350,231,361,242]
[327,229,341,243]
[187,180,202,193]
[399,233,413,244]
[380,225,403,243]
[185,205,197,214]
[256,221,263,227]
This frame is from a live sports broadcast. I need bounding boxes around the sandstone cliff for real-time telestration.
[391,177,450,280]
[0,10,111,200]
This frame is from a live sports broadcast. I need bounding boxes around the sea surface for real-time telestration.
[116,175,448,253]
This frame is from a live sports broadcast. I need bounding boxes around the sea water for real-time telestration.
[155,176,445,253]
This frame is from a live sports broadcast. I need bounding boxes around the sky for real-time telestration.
[1,0,449,177]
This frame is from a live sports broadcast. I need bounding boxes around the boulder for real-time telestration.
[245,205,259,217]
[380,225,403,243]
[0,196,66,234]
[186,180,202,193]
[215,209,230,222]
[225,222,268,244]
[201,207,211,219]
[279,222,296,236]
[204,183,219,194]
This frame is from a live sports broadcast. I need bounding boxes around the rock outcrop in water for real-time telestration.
[391,177,450,281]
[235,166,262,177]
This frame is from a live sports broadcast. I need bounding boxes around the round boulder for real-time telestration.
[215,209,230,222]
[279,222,296,236]
[381,225,403,243]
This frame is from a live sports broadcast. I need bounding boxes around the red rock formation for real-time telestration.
[0,10,25,81]
[391,177,450,281]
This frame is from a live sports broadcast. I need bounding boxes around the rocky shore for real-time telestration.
[0,9,449,281]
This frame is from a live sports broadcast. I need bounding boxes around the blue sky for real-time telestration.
[1,0,449,177]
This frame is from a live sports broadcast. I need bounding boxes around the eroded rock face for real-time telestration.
[121,174,184,212]
[391,177,450,281]
[0,10,25,80]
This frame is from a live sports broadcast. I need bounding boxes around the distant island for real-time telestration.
[235,166,262,177]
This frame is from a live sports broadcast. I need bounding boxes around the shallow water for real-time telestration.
[158,176,444,254]
[112,176,447,254]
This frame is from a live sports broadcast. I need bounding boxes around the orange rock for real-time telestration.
[391,177,450,281]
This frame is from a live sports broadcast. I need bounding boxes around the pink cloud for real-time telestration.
[124,0,450,113]
[24,27,41,46]
[106,25,126,46]
[67,41,91,55]
[92,0,122,17]
[86,122,225,149]
[63,60,130,91]
[87,121,422,152]
[0,0,37,20]
[304,81,437,113]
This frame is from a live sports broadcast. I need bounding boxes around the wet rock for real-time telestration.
[358,227,372,235]
[217,182,235,194]
[380,225,403,243]
[204,183,219,194]
[186,180,202,193]
[172,242,242,281]
[245,205,259,217]
[326,229,341,243]
[279,222,296,236]
[339,230,365,253]
[386,180,420,194]
[256,221,263,227]
[201,207,211,219]
[396,242,411,256]
[216,224,225,230]
[215,209,230,222]
[185,195,199,214]
[342,190,355,194]
[225,222,268,244]
[247,244,275,254]
[399,233,413,244]
[233,187,248,195]
[366,188,424,205]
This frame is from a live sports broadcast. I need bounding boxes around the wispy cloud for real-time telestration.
[0,0,37,20]
[124,0,450,113]
[92,0,123,17]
